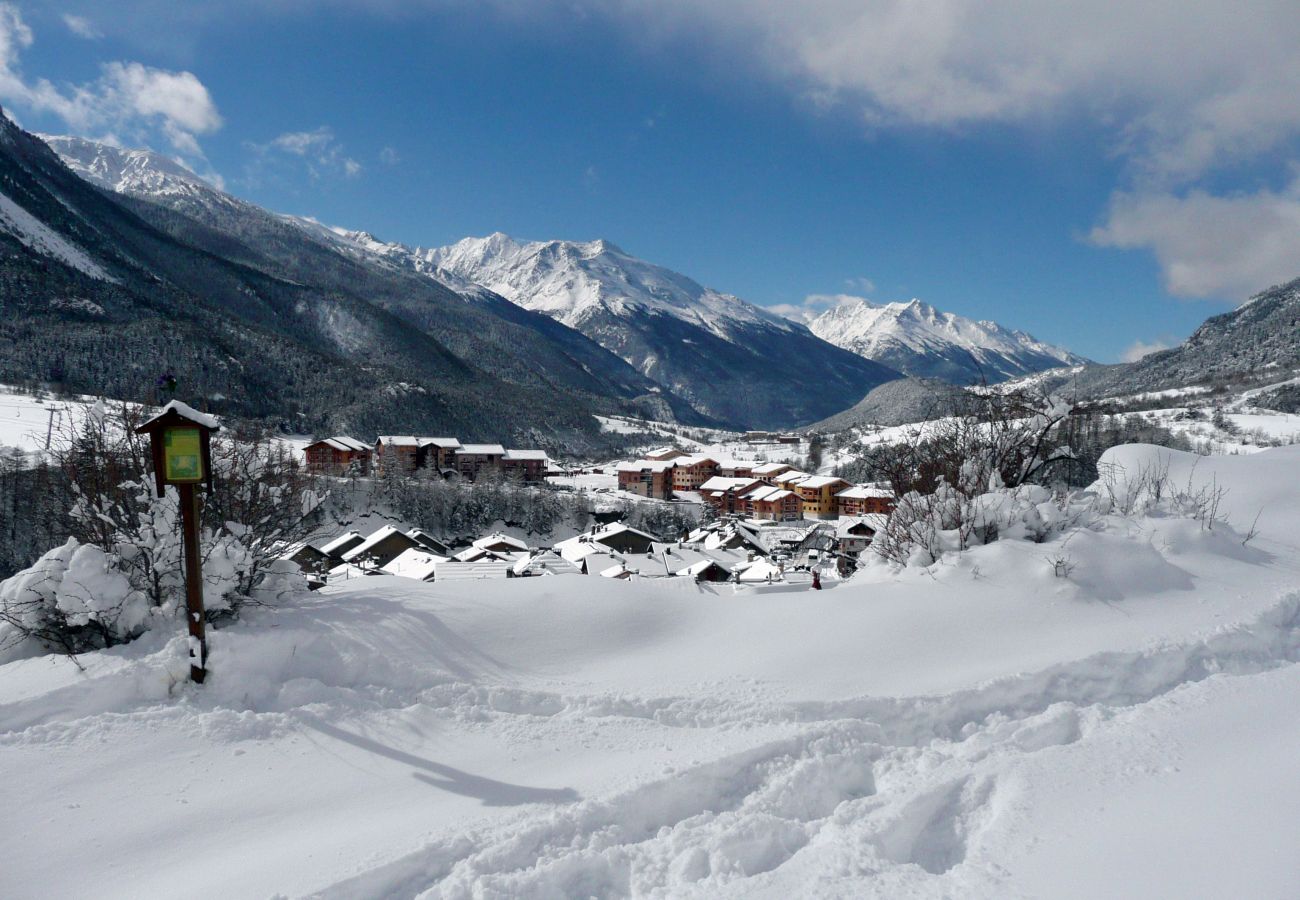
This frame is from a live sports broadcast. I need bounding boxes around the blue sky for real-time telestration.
[6,2,1300,363]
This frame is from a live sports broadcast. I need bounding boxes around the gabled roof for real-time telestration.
[472,532,530,552]
[380,548,446,580]
[308,436,371,453]
[457,443,506,456]
[340,525,415,562]
[793,475,849,490]
[319,530,364,556]
[513,551,582,576]
[677,454,718,466]
[376,435,420,447]
[751,462,793,475]
[775,470,812,483]
[139,399,219,431]
[418,437,461,449]
[744,486,795,503]
[837,514,889,537]
[434,559,516,580]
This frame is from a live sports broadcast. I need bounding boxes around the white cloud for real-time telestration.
[60,13,101,39]
[769,292,867,322]
[584,1,1300,186]
[378,145,399,166]
[844,275,875,294]
[250,125,362,181]
[1089,181,1300,301]
[0,4,220,161]
[1121,338,1175,363]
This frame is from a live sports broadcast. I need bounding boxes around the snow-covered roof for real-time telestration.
[699,475,758,493]
[678,454,718,466]
[617,460,675,474]
[139,399,220,430]
[319,530,364,556]
[310,436,370,452]
[737,559,784,583]
[835,485,895,500]
[457,443,506,456]
[836,514,889,537]
[377,435,420,447]
[513,551,582,577]
[433,559,515,580]
[472,532,530,552]
[503,449,548,461]
[793,475,849,490]
[380,548,446,580]
[775,470,812,483]
[744,486,794,503]
[340,525,408,562]
[418,437,461,449]
[752,462,793,475]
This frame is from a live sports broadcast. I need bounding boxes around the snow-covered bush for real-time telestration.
[0,402,321,656]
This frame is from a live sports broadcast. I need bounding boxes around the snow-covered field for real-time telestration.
[3,443,1299,898]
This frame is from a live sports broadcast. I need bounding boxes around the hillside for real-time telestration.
[811,376,973,430]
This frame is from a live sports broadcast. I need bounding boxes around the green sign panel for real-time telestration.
[163,427,203,482]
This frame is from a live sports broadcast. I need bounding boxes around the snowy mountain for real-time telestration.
[406,233,901,427]
[38,132,713,433]
[804,297,1088,385]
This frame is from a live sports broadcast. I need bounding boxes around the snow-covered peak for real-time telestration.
[39,134,221,200]
[805,296,1087,384]
[421,233,797,336]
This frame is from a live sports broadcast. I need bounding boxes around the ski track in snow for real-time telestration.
[309,592,1300,899]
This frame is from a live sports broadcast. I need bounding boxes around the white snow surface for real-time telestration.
[2,444,1300,898]
[806,297,1085,379]
[0,189,113,282]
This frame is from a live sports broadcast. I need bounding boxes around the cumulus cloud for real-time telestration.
[1090,181,1300,300]
[248,125,362,182]
[60,13,100,39]
[583,1,1300,187]
[769,292,868,322]
[1121,337,1175,363]
[0,4,220,160]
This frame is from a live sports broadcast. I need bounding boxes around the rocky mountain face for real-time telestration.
[418,234,901,428]
[803,297,1088,385]
[1082,279,1300,398]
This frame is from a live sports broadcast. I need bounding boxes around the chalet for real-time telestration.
[375,436,421,475]
[616,460,676,500]
[835,484,896,517]
[751,462,794,484]
[837,514,888,558]
[434,558,516,580]
[672,455,720,491]
[455,444,506,480]
[790,475,851,520]
[502,449,548,483]
[698,475,762,516]
[647,542,747,581]
[319,530,365,560]
[555,523,659,561]
[645,447,688,461]
[283,543,332,582]
[304,436,372,476]
[340,525,420,569]
[417,437,462,472]
[742,485,802,521]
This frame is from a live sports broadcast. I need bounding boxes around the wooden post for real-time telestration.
[178,482,207,683]
[135,400,218,685]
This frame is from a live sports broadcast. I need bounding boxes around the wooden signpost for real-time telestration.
[136,401,219,684]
